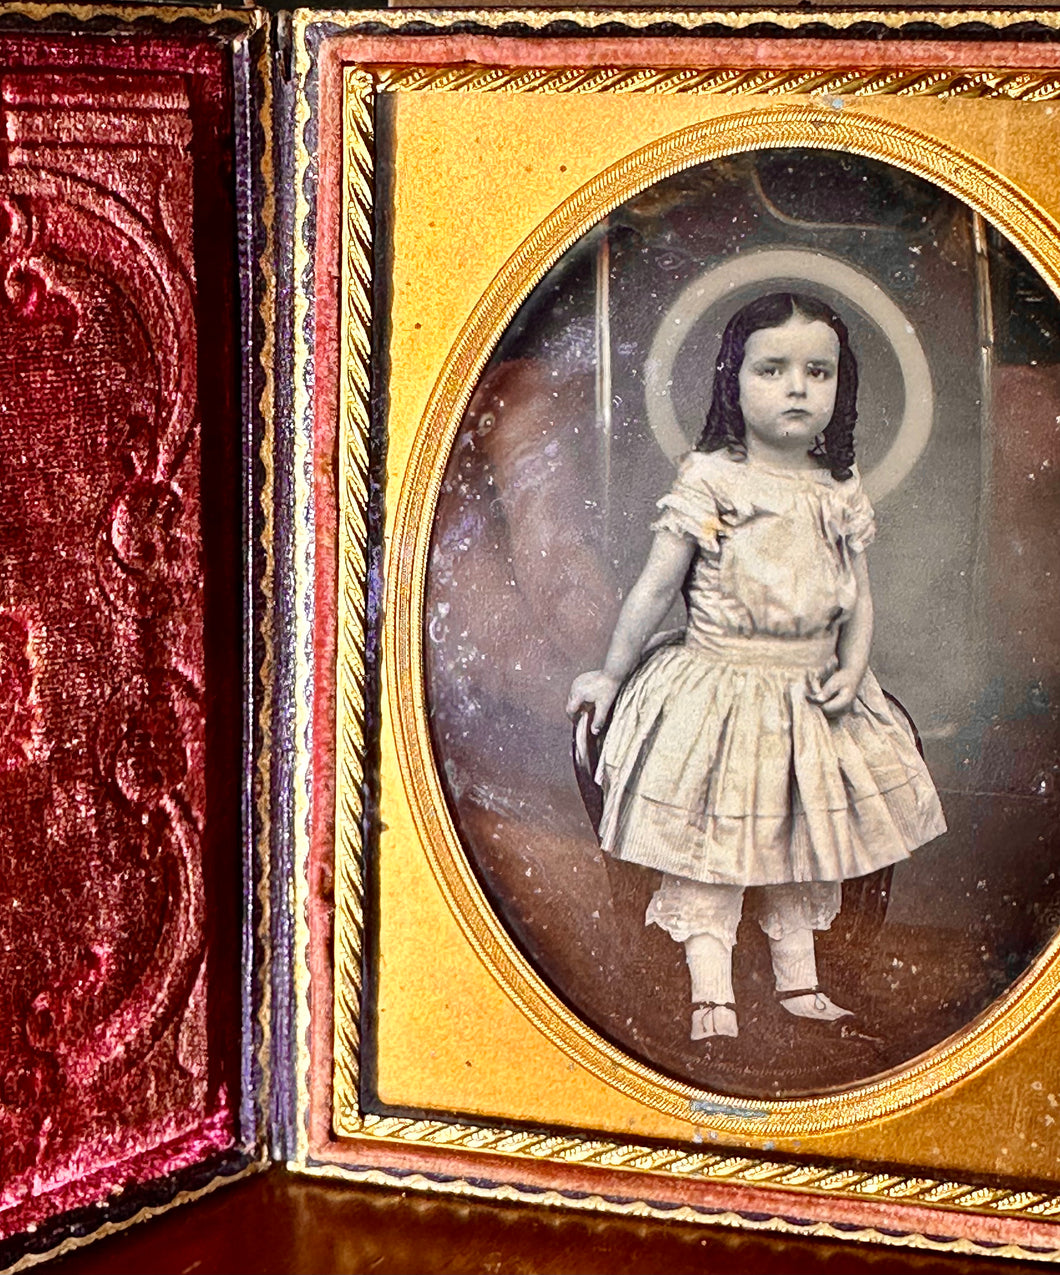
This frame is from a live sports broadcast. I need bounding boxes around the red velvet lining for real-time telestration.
[0,32,242,1240]
[317,31,1060,72]
[308,31,345,1155]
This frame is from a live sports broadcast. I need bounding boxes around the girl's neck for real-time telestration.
[744,436,821,473]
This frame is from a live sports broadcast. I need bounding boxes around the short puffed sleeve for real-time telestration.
[651,453,730,553]
[843,474,876,553]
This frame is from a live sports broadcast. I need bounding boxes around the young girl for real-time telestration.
[567,292,946,1040]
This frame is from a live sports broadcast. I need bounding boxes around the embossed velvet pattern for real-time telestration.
[0,36,241,1240]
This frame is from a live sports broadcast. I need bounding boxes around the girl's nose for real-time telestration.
[787,368,807,396]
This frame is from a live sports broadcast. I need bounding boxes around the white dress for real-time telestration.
[597,450,947,889]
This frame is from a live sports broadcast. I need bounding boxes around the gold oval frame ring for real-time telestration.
[387,103,1060,1138]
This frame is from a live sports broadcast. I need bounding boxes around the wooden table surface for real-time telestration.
[33,1167,1049,1274]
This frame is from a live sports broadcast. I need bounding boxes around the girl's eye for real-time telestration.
[808,366,834,380]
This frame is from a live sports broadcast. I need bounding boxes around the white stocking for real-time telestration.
[684,932,738,1038]
[769,927,851,1021]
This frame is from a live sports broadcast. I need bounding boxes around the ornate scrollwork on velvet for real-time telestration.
[0,65,216,1222]
[0,613,38,772]
[0,195,80,335]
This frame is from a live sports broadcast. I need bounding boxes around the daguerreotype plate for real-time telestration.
[424,142,1060,1106]
[297,12,1060,1259]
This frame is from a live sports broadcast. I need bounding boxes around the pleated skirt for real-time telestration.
[596,631,947,886]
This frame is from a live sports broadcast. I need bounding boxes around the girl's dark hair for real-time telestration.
[695,291,858,480]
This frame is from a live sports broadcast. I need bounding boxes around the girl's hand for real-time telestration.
[809,668,862,717]
[566,671,622,734]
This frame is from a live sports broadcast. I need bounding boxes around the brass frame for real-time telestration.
[385,104,1060,1136]
[294,8,1060,1260]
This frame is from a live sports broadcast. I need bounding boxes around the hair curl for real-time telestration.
[694,292,858,481]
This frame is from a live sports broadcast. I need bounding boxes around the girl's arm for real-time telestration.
[566,530,695,733]
[812,552,874,717]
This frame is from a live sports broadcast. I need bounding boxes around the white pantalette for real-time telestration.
[646,874,841,1005]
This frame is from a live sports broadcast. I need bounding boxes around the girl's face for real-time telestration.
[736,315,840,462]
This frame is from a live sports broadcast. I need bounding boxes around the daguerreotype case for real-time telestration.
[8,1,1060,1267]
